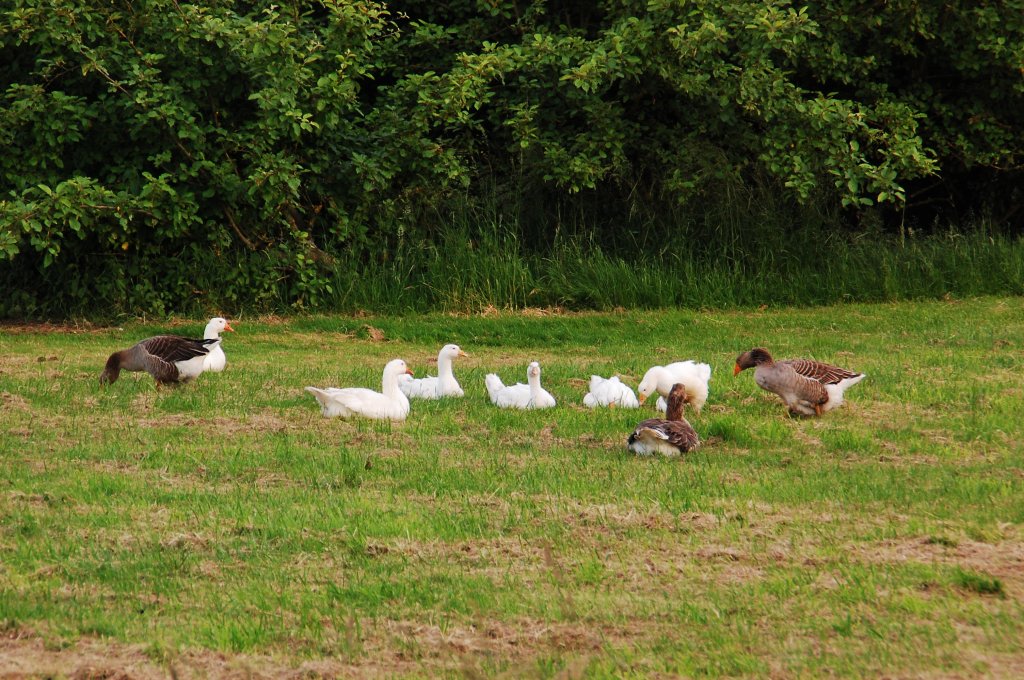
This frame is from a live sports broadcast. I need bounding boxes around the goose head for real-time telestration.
[527,361,541,382]
[734,348,773,376]
[439,344,468,361]
[636,366,665,405]
[204,317,235,339]
[382,358,414,386]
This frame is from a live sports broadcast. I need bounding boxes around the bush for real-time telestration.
[1,1,1022,316]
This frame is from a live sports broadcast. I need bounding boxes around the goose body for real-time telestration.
[485,361,556,409]
[637,360,712,414]
[305,359,414,421]
[583,375,639,408]
[627,383,700,456]
[202,317,235,372]
[734,348,865,416]
[100,336,220,385]
[398,344,468,399]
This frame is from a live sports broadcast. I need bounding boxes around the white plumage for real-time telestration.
[819,374,867,414]
[582,375,639,408]
[305,358,413,421]
[398,344,467,399]
[202,317,235,372]
[485,361,556,409]
[637,360,712,414]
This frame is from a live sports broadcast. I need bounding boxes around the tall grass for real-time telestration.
[3,182,1022,319]
[320,219,1024,314]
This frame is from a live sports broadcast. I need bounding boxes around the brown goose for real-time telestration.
[734,347,865,416]
[100,336,221,386]
[627,383,700,456]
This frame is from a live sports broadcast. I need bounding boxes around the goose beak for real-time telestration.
[458,350,469,357]
[406,368,414,376]
[637,394,647,405]
[733,363,742,376]
[224,322,235,332]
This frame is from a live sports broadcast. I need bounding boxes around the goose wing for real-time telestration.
[140,336,217,363]
[629,417,700,453]
[782,358,860,385]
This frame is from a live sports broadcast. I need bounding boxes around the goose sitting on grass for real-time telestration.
[627,383,700,457]
[485,361,556,409]
[305,358,414,421]
[100,335,221,386]
[583,375,640,408]
[398,344,468,399]
[734,347,865,416]
[202,317,235,372]
[637,360,712,414]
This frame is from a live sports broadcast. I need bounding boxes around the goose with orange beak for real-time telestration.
[734,347,864,416]
[202,317,235,372]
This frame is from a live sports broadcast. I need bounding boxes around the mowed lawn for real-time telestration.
[1,298,1022,678]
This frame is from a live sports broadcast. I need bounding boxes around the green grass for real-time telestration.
[1,297,1023,677]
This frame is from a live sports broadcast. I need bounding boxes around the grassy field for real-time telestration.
[1,297,1022,678]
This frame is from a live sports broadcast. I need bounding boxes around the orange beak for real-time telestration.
[224,322,236,332]
[406,368,414,376]
[458,350,469,358]
[733,363,742,376]
[637,394,648,405]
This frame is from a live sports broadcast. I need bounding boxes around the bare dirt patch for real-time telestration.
[0,615,637,679]
[1,391,31,412]
[849,536,1024,595]
[0,320,102,334]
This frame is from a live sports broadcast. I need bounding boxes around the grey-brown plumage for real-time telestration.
[100,336,220,385]
[734,347,865,416]
[627,383,700,456]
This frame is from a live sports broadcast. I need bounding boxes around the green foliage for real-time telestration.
[1,1,1022,315]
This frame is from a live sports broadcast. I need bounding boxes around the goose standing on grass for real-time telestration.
[202,317,235,372]
[305,359,414,421]
[583,375,640,408]
[99,336,221,386]
[627,383,700,456]
[485,361,556,409]
[734,347,865,416]
[398,344,468,399]
[637,360,712,414]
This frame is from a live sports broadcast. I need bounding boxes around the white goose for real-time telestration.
[637,360,712,414]
[485,361,556,409]
[305,358,414,421]
[202,317,235,372]
[398,344,468,399]
[583,375,640,408]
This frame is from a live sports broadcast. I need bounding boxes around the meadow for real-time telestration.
[1,297,1022,677]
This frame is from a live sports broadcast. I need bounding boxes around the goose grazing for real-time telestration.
[305,358,414,421]
[202,317,235,372]
[637,360,712,414]
[627,383,700,456]
[398,344,468,399]
[485,361,556,409]
[734,347,865,416]
[583,375,640,408]
[99,336,221,386]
